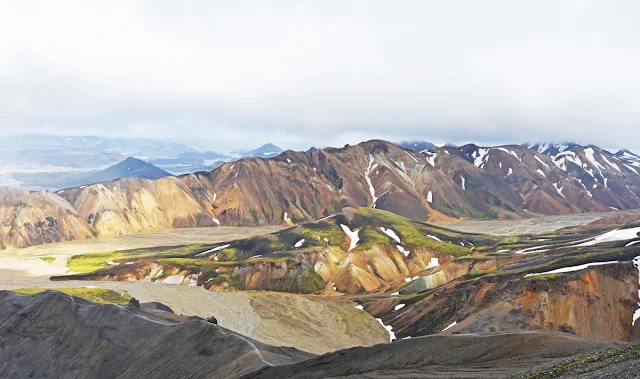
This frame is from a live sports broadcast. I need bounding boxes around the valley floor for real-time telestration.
[433,211,614,236]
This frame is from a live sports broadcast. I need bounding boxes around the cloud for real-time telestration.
[1,0,639,152]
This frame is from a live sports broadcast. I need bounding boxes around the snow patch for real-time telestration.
[577,227,640,246]
[376,318,396,342]
[394,304,406,311]
[427,191,433,203]
[472,148,490,168]
[442,321,457,332]
[427,235,442,242]
[397,245,410,257]
[553,182,565,198]
[365,154,379,208]
[294,239,305,248]
[196,244,231,257]
[460,175,466,190]
[340,224,360,251]
[405,151,418,163]
[534,155,550,168]
[380,227,401,243]
[524,260,619,278]
[425,258,440,269]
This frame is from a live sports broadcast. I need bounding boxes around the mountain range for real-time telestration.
[0,134,283,189]
[1,139,639,248]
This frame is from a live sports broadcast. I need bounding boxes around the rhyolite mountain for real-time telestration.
[55,207,640,345]
[1,139,640,248]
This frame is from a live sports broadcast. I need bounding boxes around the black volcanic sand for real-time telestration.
[243,332,622,379]
[0,290,311,379]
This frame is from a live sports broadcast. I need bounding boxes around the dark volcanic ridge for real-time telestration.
[0,290,311,379]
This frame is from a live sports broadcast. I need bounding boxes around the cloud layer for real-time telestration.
[1,1,639,151]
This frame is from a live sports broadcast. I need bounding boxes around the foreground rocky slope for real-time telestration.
[2,290,627,379]
[3,140,640,248]
[243,332,619,379]
[0,290,311,379]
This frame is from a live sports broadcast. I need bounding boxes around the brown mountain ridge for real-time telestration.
[2,140,639,248]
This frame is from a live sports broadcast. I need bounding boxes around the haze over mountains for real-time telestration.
[0,134,283,190]
[1,138,639,249]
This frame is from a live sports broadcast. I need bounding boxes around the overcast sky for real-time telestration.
[1,1,639,152]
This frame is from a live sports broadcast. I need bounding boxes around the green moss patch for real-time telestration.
[12,288,131,304]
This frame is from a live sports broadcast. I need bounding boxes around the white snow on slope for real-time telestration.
[427,191,433,203]
[283,212,288,221]
[425,258,440,269]
[472,148,490,168]
[365,154,379,208]
[508,168,513,176]
[380,227,401,243]
[577,227,640,247]
[626,241,640,247]
[516,245,552,254]
[212,218,221,225]
[294,239,305,248]
[584,148,605,174]
[424,152,437,166]
[442,321,458,332]
[553,182,565,198]
[397,245,410,257]
[354,305,364,310]
[196,244,231,257]
[496,147,521,161]
[340,224,360,251]
[394,304,406,311]
[534,155,550,168]
[601,154,621,172]
[535,169,546,177]
[428,235,442,242]
[405,151,418,163]
[460,175,466,190]
[376,318,396,342]
[524,260,619,278]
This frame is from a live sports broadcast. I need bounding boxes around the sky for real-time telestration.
[1,0,639,152]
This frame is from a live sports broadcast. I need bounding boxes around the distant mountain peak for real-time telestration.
[242,143,284,158]
[397,141,436,152]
